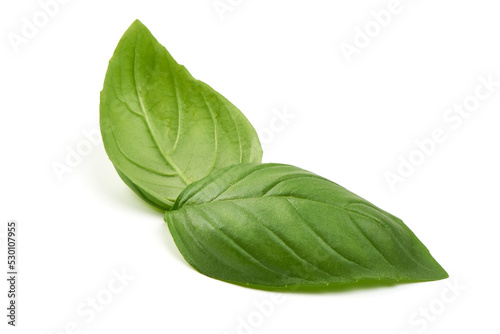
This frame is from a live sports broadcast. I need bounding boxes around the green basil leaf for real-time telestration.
[100,20,262,210]
[165,163,448,287]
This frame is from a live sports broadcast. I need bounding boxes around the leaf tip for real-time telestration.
[130,19,146,29]
[123,19,153,39]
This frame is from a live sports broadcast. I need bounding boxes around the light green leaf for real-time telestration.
[165,163,448,287]
[100,20,262,209]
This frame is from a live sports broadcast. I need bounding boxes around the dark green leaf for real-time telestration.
[165,163,448,287]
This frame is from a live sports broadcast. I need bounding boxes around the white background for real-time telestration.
[1,0,499,333]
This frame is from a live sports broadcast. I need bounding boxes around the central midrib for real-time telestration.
[133,41,191,186]
[137,92,191,185]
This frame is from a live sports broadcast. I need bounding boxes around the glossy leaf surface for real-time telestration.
[165,163,448,287]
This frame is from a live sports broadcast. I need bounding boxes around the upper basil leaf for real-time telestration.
[165,163,448,287]
[100,20,262,210]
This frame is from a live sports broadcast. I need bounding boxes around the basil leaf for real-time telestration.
[100,20,262,209]
[165,163,448,287]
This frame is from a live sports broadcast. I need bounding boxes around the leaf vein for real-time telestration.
[345,212,397,270]
[285,198,370,271]
[132,35,191,185]
[194,207,303,282]
[231,202,339,280]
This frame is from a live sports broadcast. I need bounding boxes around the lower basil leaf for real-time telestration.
[165,163,448,287]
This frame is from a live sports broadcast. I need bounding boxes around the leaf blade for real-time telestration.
[100,20,262,209]
[165,163,448,287]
